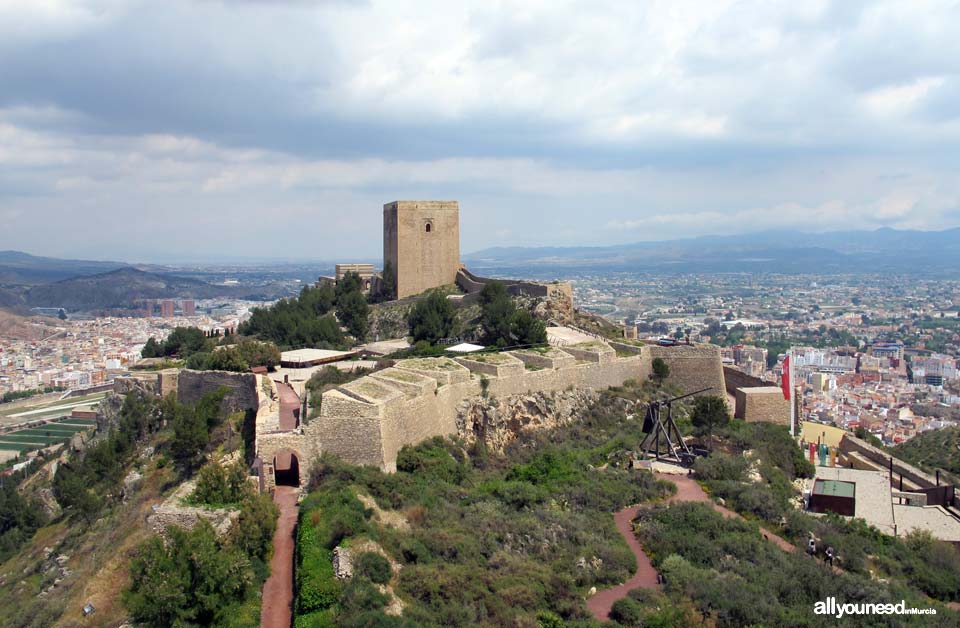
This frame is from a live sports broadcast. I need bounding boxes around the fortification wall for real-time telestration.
[177,369,259,415]
[304,341,723,471]
[456,267,575,322]
[735,387,790,425]
[649,344,726,400]
[723,366,772,396]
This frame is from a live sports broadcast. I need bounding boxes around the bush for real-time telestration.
[355,552,392,584]
[396,437,465,484]
[609,597,644,626]
[191,459,251,506]
[294,609,337,628]
[124,520,253,627]
[692,453,746,481]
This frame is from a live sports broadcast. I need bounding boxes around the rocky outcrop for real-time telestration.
[456,388,600,452]
[147,479,239,537]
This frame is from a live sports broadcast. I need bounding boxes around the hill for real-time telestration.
[25,267,233,312]
[464,227,960,276]
[893,426,960,478]
[0,250,126,285]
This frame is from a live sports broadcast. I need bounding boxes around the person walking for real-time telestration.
[825,546,834,567]
[807,537,816,558]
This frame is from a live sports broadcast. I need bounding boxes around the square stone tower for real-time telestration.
[383,200,460,299]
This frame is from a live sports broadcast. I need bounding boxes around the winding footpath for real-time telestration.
[260,486,299,628]
[586,472,796,621]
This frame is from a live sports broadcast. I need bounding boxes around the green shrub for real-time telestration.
[610,597,644,626]
[191,459,251,506]
[339,578,390,613]
[355,552,392,584]
[294,609,337,628]
[692,453,747,481]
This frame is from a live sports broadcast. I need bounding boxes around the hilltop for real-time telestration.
[24,267,220,312]
[0,251,126,286]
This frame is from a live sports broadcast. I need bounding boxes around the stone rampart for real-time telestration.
[734,387,790,425]
[282,340,725,472]
[648,344,727,400]
[723,366,772,396]
[177,369,259,415]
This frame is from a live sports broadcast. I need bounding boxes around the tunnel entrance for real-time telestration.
[273,449,300,487]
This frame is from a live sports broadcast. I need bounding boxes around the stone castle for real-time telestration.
[117,199,731,491]
[251,341,725,490]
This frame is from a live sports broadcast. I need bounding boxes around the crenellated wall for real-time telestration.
[259,340,726,473]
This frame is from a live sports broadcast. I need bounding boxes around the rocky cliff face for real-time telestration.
[455,388,600,452]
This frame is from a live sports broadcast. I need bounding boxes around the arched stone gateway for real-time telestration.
[273,448,301,487]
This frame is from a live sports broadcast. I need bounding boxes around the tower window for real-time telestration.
[425,222,432,233]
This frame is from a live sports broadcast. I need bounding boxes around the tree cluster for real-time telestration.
[334,272,370,341]
[189,458,252,507]
[53,391,167,521]
[479,282,546,347]
[142,326,213,359]
[239,272,371,347]
[239,284,344,348]
[185,339,281,373]
[408,290,458,344]
[0,464,47,562]
[124,489,278,628]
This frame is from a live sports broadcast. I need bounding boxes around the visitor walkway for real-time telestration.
[276,382,300,431]
[260,486,299,628]
[586,472,797,620]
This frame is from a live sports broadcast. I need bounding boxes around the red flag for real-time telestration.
[781,355,791,400]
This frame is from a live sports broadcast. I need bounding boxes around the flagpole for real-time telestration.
[789,347,796,437]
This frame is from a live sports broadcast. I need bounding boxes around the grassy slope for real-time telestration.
[893,425,960,478]
[0,442,177,628]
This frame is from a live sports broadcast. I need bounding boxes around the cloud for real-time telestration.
[0,0,958,261]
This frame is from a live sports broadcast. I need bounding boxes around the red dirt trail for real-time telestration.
[260,486,299,628]
[586,472,798,621]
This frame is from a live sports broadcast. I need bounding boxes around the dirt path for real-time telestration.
[261,486,299,628]
[275,382,300,431]
[585,504,660,620]
[587,472,799,621]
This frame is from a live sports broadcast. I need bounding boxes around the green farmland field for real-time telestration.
[14,426,87,437]
[0,442,44,452]
[0,420,93,453]
[0,434,60,444]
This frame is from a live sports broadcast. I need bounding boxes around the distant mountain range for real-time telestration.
[0,263,289,314]
[1,226,957,312]
[463,227,960,276]
[0,250,127,284]
[24,267,242,311]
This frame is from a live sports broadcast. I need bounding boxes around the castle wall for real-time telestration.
[734,387,791,425]
[723,366,772,396]
[177,369,259,415]
[249,341,726,477]
[649,344,726,400]
[384,200,460,298]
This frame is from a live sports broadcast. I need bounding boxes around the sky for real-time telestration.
[1,0,959,263]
